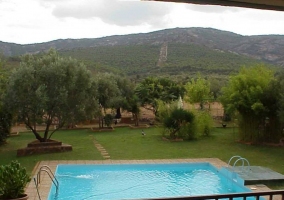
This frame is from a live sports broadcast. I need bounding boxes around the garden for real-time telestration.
[1,50,284,200]
[1,126,284,189]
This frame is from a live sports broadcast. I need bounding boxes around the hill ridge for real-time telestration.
[0,27,283,67]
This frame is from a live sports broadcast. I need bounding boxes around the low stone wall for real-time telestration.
[17,140,72,156]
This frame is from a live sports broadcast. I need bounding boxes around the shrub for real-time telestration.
[0,160,31,199]
[0,107,12,144]
[156,100,177,123]
[181,120,197,140]
[194,110,213,136]
[104,114,113,127]
[163,108,195,139]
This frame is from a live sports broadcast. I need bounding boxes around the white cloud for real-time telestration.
[166,3,284,36]
[0,0,283,44]
[50,0,171,26]
[187,4,240,13]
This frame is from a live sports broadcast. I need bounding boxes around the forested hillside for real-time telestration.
[0,27,282,80]
[58,42,267,79]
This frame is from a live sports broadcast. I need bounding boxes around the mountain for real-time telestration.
[1,28,283,66]
[0,28,283,78]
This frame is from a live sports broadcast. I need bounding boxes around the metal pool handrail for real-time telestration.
[228,155,251,172]
[148,190,284,200]
[228,155,243,167]
[34,165,59,200]
[36,165,59,190]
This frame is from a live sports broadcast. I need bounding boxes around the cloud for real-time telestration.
[187,4,240,13]
[49,0,172,26]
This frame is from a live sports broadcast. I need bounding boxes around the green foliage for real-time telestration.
[95,73,121,111]
[58,42,266,80]
[192,110,213,136]
[157,99,212,139]
[104,114,113,127]
[156,100,178,123]
[110,75,136,119]
[4,49,99,142]
[135,77,185,115]
[185,75,213,109]
[208,77,228,99]
[60,45,160,76]
[165,43,262,75]
[125,95,141,126]
[0,107,12,144]
[220,65,274,114]
[0,60,12,144]
[277,70,284,123]
[220,65,281,142]
[163,108,195,139]
[0,160,31,199]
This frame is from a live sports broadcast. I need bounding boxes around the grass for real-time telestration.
[1,126,284,189]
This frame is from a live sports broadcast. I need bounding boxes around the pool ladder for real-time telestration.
[228,155,251,172]
[227,155,250,185]
[33,165,59,200]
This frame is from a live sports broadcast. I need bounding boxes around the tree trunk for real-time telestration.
[115,107,121,119]
[25,122,45,142]
[32,129,45,142]
[170,126,180,139]
[98,117,101,128]
[134,113,139,126]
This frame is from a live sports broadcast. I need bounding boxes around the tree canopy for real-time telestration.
[220,65,281,142]
[4,49,99,142]
[135,77,185,115]
[184,75,213,109]
[0,59,12,144]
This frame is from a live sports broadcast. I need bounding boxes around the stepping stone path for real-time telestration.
[90,135,110,159]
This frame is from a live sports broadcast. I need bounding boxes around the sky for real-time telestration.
[1,0,284,45]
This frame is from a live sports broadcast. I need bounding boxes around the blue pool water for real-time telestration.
[48,162,251,200]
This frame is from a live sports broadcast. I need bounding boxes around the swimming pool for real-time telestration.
[48,162,251,200]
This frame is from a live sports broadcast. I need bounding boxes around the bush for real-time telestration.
[0,160,31,199]
[193,110,213,136]
[181,120,197,140]
[163,108,195,140]
[156,100,177,123]
[104,114,113,127]
[0,107,12,144]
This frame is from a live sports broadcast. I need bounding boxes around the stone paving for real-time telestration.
[90,135,111,159]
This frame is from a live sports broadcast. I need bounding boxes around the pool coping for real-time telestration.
[25,158,274,200]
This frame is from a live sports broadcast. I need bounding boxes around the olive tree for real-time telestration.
[135,77,185,115]
[94,73,120,127]
[0,59,12,144]
[4,49,99,142]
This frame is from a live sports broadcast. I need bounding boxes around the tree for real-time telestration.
[208,77,227,99]
[112,76,142,126]
[220,65,280,143]
[95,73,121,128]
[184,75,213,109]
[4,49,99,142]
[0,59,12,144]
[276,71,284,138]
[135,77,185,115]
[112,75,136,119]
[126,94,141,126]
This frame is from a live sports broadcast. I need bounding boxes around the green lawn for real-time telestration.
[1,127,284,188]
